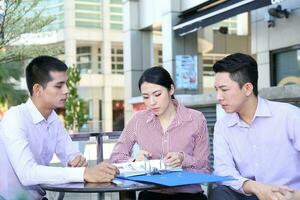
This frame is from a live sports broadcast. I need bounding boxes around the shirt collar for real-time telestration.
[25,98,57,124]
[146,100,192,124]
[224,96,272,127]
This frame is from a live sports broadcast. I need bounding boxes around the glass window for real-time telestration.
[110,23,122,30]
[112,100,124,131]
[153,48,162,66]
[76,47,92,74]
[75,12,101,20]
[110,7,122,13]
[98,47,102,74]
[110,0,122,4]
[111,45,124,74]
[75,4,100,11]
[272,48,300,86]
[76,21,101,28]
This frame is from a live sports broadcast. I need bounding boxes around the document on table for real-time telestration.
[113,159,182,177]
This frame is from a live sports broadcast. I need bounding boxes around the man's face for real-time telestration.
[38,71,69,109]
[214,72,248,113]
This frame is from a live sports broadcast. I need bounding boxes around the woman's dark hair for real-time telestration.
[213,53,258,96]
[138,66,175,99]
[26,55,68,96]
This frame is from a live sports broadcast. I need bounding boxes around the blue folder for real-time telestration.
[120,171,235,187]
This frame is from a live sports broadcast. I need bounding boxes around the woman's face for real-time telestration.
[140,82,174,116]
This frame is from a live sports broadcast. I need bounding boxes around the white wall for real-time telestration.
[251,0,300,89]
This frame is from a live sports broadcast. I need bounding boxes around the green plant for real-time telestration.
[64,66,88,132]
[0,0,62,106]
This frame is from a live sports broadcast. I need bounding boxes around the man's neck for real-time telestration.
[31,97,52,120]
[238,96,258,125]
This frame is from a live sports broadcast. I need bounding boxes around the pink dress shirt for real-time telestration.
[110,100,210,193]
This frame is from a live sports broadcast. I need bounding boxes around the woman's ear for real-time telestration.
[170,84,175,96]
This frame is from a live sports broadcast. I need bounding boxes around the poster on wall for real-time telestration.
[175,55,198,90]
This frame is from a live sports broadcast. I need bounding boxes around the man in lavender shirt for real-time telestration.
[210,53,300,200]
[0,56,118,200]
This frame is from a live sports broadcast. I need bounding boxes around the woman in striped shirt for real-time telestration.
[110,66,210,200]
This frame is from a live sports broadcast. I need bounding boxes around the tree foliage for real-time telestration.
[0,0,62,106]
[65,66,88,132]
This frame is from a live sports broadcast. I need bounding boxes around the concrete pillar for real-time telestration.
[123,0,152,123]
[91,45,99,74]
[162,0,201,94]
[102,0,113,131]
[64,0,76,66]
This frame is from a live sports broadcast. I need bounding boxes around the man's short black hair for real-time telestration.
[26,55,68,96]
[213,53,258,96]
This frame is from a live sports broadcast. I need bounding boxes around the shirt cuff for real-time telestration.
[63,167,85,182]
[226,177,250,195]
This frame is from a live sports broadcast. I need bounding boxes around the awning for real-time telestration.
[173,0,273,36]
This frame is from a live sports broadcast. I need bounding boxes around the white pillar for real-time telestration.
[123,0,152,123]
[64,0,76,66]
[162,0,201,93]
[102,0,113,131]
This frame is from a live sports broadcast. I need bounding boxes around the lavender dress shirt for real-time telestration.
[0,99,84,200]
[213,97,300,193]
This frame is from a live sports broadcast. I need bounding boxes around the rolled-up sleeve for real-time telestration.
[182,118,210,173]
[110,114,137,163]
[213,121,248,193]
[55,123,81,166]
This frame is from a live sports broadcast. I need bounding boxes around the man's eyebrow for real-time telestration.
[215,85,228,89]
[54,81,66,84]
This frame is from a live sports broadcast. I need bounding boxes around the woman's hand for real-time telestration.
[134,150,152,161]
[163,152,184,168]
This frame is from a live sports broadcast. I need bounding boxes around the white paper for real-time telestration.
[113,159,182,177]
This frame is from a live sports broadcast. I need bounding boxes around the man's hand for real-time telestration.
[68,155,88,167]
[84,162,119,183]
[243,180,294,200]
[163,152,184,168]
[278,187,298,200]
[134,150,152,161]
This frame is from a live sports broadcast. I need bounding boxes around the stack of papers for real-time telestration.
[114,159,182,177]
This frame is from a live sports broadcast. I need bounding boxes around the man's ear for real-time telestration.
[243,82,253,96]
[32,83,43,97]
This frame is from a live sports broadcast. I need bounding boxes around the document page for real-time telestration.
[114,159,182,177]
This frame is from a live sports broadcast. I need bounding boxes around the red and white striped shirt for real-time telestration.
[110,100,210,193]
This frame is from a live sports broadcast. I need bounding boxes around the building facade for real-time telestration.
[31,0,127,131]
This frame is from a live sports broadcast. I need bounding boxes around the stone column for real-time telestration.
[162,0,201,93]
[102,0,113,131]
[123,0,152,123]
[64,0,76,66]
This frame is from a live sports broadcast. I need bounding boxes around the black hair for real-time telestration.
[213,53,258,96]
[138,66,175,99]
[26,55,68,96]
